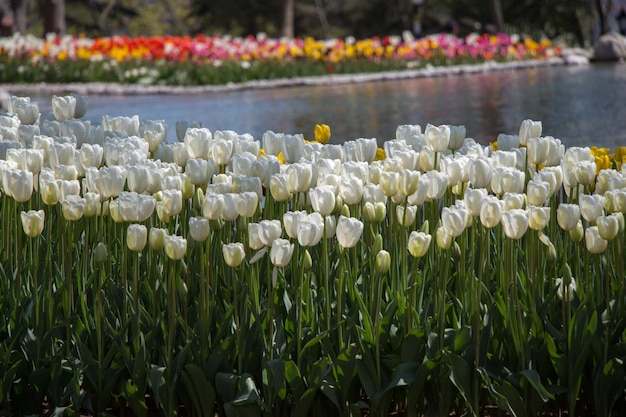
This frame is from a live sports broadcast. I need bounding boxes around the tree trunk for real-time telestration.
[42,0,65,35]
[10,0,28,34]
[281,0,294,38]
[595,0,613,35]
[313,0,329,38]
[489,0,504,32]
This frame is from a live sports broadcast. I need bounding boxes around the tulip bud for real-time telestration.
[302,249,313,270]
[375,250,391,274]
[94,242,109,264]
[341,204,350,218]
[538,232,557,262]
[182,176,195,201]
[372,233,383,256]
[436,226,453,250]
[556,264,575,301]
[569,220,584,242]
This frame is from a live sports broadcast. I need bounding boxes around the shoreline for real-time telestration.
[0,55,578,97]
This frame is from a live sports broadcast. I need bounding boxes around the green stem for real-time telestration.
[337,249,346,351]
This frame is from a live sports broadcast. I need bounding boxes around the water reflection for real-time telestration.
[29,64,626,149]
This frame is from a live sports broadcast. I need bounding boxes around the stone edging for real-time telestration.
[1,52,592,98]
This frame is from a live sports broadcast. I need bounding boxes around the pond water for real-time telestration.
[31,63,626,149]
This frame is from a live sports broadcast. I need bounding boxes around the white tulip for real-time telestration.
[579,194,605,223]
[127,224,148,252]
[270,238,294,267]
[270,174,290,202]
[189,217,211,242]
[52,95,76,122]
[526,180,550,207]
[297,212,324,247]
[408,231,431,257]
[424,124,450,152]
[221,193,240,221]
[557,204,580,231]
[309,186,336,216]
[528,206,550,231]
[480,196,503,228]
[165,235,187,260]
[468,157,493,189]
[596,214,620,240]
[448,125,466,151]
[237,191,258,218]
[518,119,542,146]
[354,138,377,163]
[585,226,607,254]
[149,227,168,251]
[464,188,487,217]
[527,137,550,166]
[340,178,364,206]
[441,204,468,237]
[61,195,86,221]
[396,204,417,227]
[336,215,363,248]
[501,209,529,240]
[282,134,305,163]
[184,128,212,159]
[21,210,45,237]
[496,134,519,151]
[287,162,313,194]
[283,210,306,240]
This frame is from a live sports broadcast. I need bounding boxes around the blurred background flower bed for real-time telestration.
[0,32,559,86]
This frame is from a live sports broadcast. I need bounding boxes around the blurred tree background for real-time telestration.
[5,0,624,47]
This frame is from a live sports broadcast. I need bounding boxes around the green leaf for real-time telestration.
[181,364,216,417]
[215,372,240,402]
[445,352,474,415]
[384,362,419,389]
[519,369,554,402]
[263,359,287,400]
[593,359,625,417]
[284,360,305,399]
[490,379,527,417]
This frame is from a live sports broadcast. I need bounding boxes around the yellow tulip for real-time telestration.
[314,124,331,144]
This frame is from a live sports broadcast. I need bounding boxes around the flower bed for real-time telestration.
[1,94,625,416]
[0,33,561,86]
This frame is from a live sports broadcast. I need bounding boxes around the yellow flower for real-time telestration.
[314,124,331,144]
[375,148,386,161]
[612,146,626,170]
[489,140,499,151]
[276,152,286,164]
[591,146,612,173]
